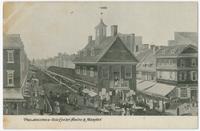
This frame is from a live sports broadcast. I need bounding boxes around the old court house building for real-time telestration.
[73,19,138,105]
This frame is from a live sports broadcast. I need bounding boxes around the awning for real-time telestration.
[144,83,176,98]
[3,88,24,100]
[88,90,97,97]
[136,79,144,84]
[82,89,97,97]
[82,88,90,93]
[137,81,156,92]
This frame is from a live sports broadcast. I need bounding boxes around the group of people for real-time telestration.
[48,90,79,115]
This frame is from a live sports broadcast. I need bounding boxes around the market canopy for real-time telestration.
[137,81,156,92]
[144,83,176,98]
[3,88,24,100]
[82,88,97,97]
[88,90,97,97]
[82,88,90,94]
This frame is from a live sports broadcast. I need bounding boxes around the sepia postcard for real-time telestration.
[2,1,198,129]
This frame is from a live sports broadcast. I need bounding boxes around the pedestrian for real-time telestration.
[54,101,60,115]
[83,96,87,105]
[121,108,126,116]
[177,107,180,116]
[126,108,130,115]
[66,97,69,104]
[74,97,78,109]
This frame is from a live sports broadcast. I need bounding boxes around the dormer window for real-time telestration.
[7,50,14,63]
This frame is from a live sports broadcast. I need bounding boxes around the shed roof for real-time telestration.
[3,88,24,100]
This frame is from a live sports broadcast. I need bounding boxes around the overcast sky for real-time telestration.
[4,2,197,59]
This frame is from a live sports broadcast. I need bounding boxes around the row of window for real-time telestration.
[157,58,197,67]
[179,59,197,67]
[179,71,197,81]
[157,71,197,81]
[76,65,133,79]
[102,65,132,79]
[142,63,153,68]
[157,59,176,66]
[76,67,95,77]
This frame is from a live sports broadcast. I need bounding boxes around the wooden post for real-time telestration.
[16,103,19,115]
[162,99,165,113]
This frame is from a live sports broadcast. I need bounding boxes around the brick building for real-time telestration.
[73,19,138,106]
[3,34,29,115]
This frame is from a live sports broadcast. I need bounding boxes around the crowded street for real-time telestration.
[19,65,171,116]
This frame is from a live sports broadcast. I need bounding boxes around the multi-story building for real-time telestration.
[156,44,198,100]
[3,34,29,115]
[73,19,138,106]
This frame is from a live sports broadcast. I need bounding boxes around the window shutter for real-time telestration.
[177,88,181,98]
[187,88,191,98]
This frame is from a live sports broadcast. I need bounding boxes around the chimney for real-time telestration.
[155,46,159,51]
[150,45,159,54]
[88,35,92,43]
[160,45,166,49]
[143,44,149,50]
[150,45,155,50]
[111,25,118,36]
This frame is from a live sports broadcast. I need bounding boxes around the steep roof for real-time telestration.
[136,49,156,72]
[156,44,197,57]
[136,49,152,62]
[3,34,24,49]
[175,32,198,44]
[73,35,138,63]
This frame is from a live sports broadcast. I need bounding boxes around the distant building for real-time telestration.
[34,53,75,69]
[168,32,198,46]
[156,44,198,100]
[73,19,138,106]
[3,34,29,115]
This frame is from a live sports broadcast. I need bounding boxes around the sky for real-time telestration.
[4,2,198,59]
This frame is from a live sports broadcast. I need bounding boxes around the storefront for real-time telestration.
[137,81,176,112]
[3,88,26,115]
